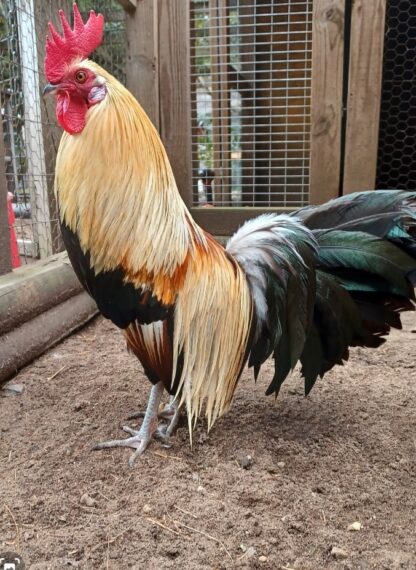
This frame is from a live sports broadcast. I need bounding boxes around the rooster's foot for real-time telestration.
[93,424,157,467]
[92,381,164,467]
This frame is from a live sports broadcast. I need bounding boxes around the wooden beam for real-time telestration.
[0,114,12,275]
[309,0,345,204]
[117,0,137,12]
[125,0,159,128]
[0,251,83,336]
[158,0,193,208]
[191,206,296,236]
[0,291,97,387]
[342,0,386,194]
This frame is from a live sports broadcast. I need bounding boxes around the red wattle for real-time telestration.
[56,92,88,135]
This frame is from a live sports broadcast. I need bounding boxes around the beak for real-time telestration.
[43,83,58,97]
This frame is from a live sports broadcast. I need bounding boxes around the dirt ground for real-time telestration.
[1,313,415,570]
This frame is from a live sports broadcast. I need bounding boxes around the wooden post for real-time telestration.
[0,116,12,275]
[17,0,52,258]
[34,0,65,254]
[342,0,386,194]
[309,0,345,204]
[124,0,160,129]
[158,0,193,208]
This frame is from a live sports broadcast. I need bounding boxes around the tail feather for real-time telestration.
[228,190,416,397]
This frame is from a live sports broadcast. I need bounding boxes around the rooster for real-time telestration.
[44,5,416,466]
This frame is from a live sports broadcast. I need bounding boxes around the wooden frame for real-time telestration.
[120,0,387,234]
[342,0,386,193]
[309,0,345,204]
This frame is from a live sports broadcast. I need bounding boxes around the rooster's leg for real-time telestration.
[126,395,177,421]
[93,381,164,467]
[154,398,182,444]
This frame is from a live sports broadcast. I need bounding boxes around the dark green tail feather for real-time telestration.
[247,190,416,397]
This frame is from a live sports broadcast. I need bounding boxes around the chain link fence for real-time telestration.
[0,0,126,267]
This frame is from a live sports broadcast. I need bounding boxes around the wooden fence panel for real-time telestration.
[310,0,345,204]
[158,0,193,207]
[0,118,12,275]
[343,0,386,194]
[125,0,160,129]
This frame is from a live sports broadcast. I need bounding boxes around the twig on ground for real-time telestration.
[145,516,185,537]
[171,518,233,560]
[3,503,20,549]
[91,526,132,553]
[150,450,184,462]
[47,365,66,381]
[174,505,198,519]
[96,490,112,502]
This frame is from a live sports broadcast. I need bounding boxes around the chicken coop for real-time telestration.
[0,0,415,378]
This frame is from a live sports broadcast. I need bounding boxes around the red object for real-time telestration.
[45,3,104,83]
[7,193,20,269]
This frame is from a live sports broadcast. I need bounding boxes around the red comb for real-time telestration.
[45,3,104,83]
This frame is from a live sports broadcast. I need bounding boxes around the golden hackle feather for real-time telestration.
[55,61,253,432]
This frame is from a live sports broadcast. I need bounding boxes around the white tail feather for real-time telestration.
[226,214,316,339]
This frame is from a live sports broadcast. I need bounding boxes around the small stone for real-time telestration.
[142,504,152,513]
[197,485,206,494]
[2,383,25,396]
[240,455,253,469]
[58,514,67,522]
[348,521,362,532]
[246,546,257,559]
[277,461,285,468]
[80,493,95,507]
[24,530,35,541]
[331,546,348,560]
[73,400,89,411]
[258,556,268,563]
[239,543,247,553]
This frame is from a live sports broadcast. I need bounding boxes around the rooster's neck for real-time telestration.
[55,68,206,302]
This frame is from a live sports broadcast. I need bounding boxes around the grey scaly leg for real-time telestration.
[155,397,182,445]
[93,381,164,467]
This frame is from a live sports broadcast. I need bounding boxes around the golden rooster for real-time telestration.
[44,5,416,466]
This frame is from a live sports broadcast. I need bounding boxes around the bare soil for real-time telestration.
[1,313,415,570]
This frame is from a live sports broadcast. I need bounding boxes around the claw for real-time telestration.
[92,429,153,467]
[92,381,165,466]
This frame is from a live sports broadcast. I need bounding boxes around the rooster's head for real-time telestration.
[43,3,105,135]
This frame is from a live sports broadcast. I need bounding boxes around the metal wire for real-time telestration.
[0,0,126,266]
[376,0,416,191]
[190,0,313,207]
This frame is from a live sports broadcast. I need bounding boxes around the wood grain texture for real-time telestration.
[117,0,137,11]
[34,0,64,254]
[0,116,12,275]
[191,206,296,236]
[310,0,345,204]
[158,0,193,207]
[125,0,159,129]
[343,0,386,194]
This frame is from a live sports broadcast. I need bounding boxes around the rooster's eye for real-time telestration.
[75,70,87,84]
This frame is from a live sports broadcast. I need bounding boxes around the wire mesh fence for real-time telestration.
[190,0,313,208]
[0,0,126,268]
[376,0,416,191]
